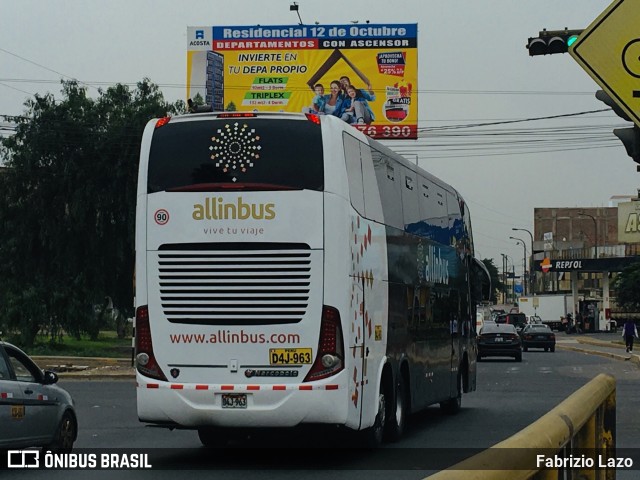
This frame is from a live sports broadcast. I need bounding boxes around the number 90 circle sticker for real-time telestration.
[154,209,170,225]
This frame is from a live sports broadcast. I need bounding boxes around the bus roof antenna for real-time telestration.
[290,2,303,25]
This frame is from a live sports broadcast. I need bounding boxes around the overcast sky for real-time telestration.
[1,0,636,273]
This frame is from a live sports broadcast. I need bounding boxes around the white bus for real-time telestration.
[135,111,490,446]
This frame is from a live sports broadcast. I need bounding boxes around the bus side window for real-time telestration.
[419,177,447,240]
[359,142,384,224]
[372,148,404,230]
[401,167,420,231]
[342,133,365,216]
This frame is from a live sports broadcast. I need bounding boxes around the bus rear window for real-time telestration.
[147,118,324,193]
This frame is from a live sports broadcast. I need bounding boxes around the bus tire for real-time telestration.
[387,370,408,442]
[440,371,462,415]
[361,380,387,448]
[198,428,228,448]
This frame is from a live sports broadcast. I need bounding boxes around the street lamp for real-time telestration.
[509,236,527,296]
[512,227,534,294]
[578,212,598,258]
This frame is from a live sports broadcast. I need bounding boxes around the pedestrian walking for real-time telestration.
[622,319,638,353]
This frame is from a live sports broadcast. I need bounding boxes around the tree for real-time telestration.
[482,258,504,304]
[613,261,640,312]
[0,79,184,345]
[192,92,205,106]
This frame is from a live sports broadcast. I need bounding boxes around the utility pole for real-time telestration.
[501,253,507,304]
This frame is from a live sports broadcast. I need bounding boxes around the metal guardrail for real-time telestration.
[425,373,616,480]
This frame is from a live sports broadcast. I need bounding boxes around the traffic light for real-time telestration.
[613,126,640,167]
[526,29,582,56]
[596,90,640,170]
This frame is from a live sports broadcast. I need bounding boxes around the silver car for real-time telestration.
[0,340,77,451]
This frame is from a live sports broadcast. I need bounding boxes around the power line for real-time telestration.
[0,77,600,96]
[0,81,34,96]
[0,48,97,92]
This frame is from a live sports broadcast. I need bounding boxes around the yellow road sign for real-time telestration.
[569,0,640,127]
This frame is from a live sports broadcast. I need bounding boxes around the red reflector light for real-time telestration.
[303,305,344,383]
[305,113,321,125]
[135,305,168,382]
[155,117,171,129]
[217,112,257,118]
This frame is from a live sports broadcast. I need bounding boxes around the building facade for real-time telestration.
[529,198,640,328]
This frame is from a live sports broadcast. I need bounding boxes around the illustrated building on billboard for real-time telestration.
[206,51,224,111]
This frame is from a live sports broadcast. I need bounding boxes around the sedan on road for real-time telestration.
[520,324,556,352]
[477,323,522,362]
[0,340,77,452]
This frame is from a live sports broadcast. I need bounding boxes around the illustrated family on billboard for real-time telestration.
[303,76,375,125]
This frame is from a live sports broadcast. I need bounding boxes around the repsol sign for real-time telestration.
[554,260,583,270]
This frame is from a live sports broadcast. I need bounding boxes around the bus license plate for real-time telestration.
[269,348,312,365]
[222,394,247,409]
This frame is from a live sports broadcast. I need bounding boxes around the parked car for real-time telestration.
[477,323,522,362]
[520,324,556,352]
[0,340,77,451]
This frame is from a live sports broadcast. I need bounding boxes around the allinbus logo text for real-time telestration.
[192,197,276,221]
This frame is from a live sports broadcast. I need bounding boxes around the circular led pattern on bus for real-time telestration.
[209,122,262,182]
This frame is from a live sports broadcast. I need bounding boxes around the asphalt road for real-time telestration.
[4,349,640,479]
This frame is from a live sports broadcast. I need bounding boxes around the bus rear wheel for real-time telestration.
[387,373,408,441]
[440,371,462,415]
[361,382,387,448]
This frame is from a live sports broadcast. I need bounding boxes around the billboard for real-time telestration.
[187,24,418,140]
[618,200,640,244]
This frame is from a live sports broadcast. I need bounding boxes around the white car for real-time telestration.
[0,341,77,451]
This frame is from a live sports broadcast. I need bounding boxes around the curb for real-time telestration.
[31,355,135,380]
[574,337,626,349]
[556,344,640,367]
[58,372,135,381]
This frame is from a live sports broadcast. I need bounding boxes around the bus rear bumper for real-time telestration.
[136,372,349,428]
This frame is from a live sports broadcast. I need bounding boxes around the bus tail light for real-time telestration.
[155,117,171,129]
[303,306,344,382]
[305,113,321,125]
[135,306,168,382]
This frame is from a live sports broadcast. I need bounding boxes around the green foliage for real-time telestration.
[225,101,237,112]
[612,261,640,312]
[0,79,182,345]
[17,331,131,358]
[482,258,504,304]
[192,92,205,106]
